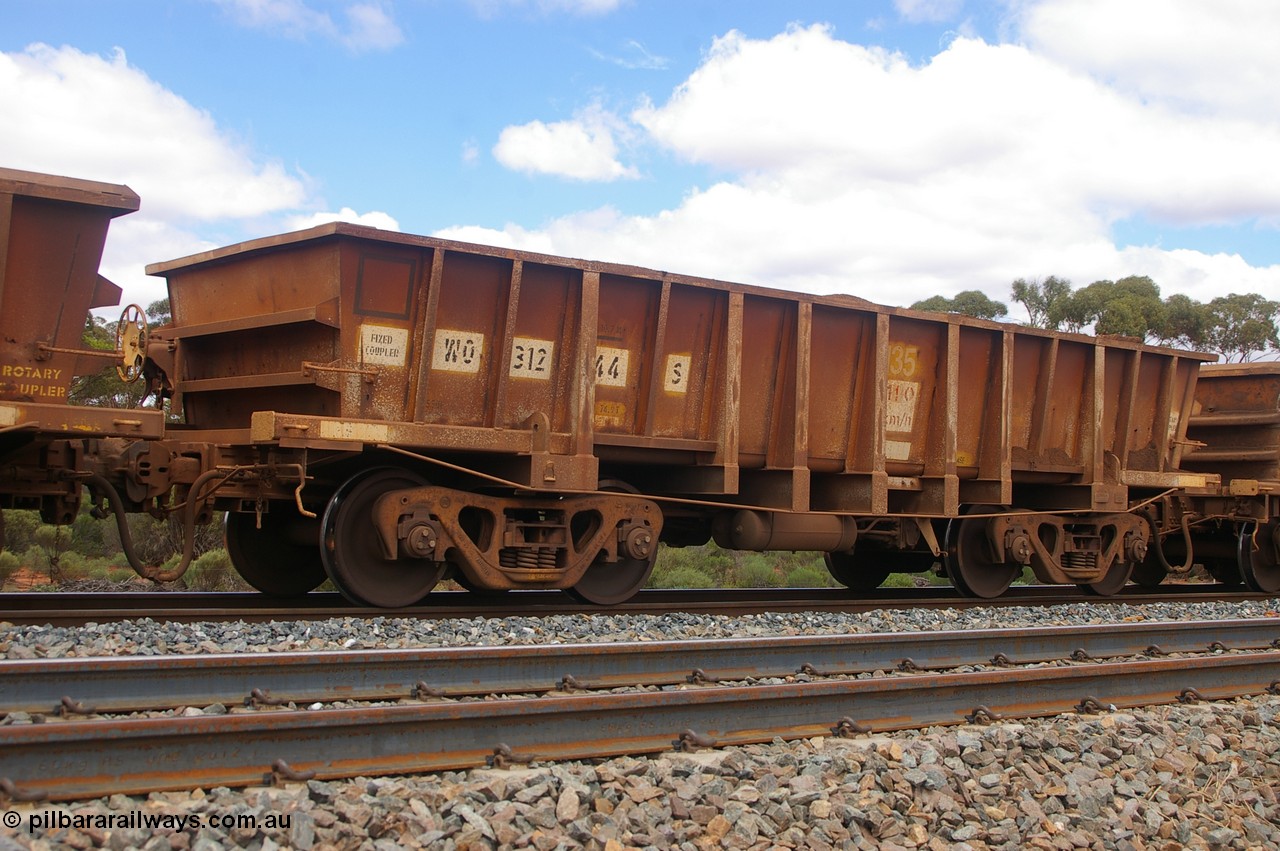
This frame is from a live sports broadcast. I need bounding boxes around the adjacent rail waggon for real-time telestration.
[1145,363,1280,593]
[0,169,164,527]
[1,167,1276,606]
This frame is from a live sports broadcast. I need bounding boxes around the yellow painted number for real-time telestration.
[888,343,918,379]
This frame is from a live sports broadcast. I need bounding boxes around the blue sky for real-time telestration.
[3,0,1279,319]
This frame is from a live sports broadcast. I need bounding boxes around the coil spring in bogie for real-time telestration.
[499,546,559,570]
[1064,550,1096,571]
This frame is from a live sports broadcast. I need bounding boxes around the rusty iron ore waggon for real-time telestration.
[0,169,163,525]
[1162,363,1280,592]
[1,166,1278,606]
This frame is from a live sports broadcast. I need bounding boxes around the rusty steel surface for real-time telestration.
[0,168,138,406]
[0,401,163,439]
[367,484,661,591]
[3,618,1278,716]
[1184,362,1280,488]
[149,222,1213,513]
[1136,361,1280,593]
[1,167,1270,605]
[1,651,1277,802]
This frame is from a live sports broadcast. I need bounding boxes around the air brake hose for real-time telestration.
[85,474,147,575]
[1149,507,1194,574]
[86,470,219,584]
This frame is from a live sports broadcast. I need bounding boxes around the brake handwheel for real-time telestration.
[115,304,148,383]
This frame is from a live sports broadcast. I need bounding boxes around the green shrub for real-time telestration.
[59,553,135,584]
[784,564,837,588]
[882,572,917,588]
[56,550,89,579]
[648,565,716,589]
[70,510,113,558]
[19,545,43,572]
[662,543,735,585]
[88,561,137,583]
[22,526,74,584]
[649,543,727,588]
[182,548,248,592]
[3,510,43,554]
[0,550,19,587]
[773,551,826,573]
[734,554,783,588]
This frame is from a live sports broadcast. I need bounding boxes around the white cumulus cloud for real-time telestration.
[1015,0,1280,120]
[210,0,404,52]
[287,208,400,230]
[493,109,639,181]
[0,44,308,221]
[467,10,1280,314]
[0,43,337,307]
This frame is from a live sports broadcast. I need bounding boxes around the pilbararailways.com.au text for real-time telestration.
[5,809,292,834]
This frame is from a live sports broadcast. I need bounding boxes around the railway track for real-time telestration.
[3,618,1278,801]
[1,583,1270,626]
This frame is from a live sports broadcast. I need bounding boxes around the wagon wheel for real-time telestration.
[225,510,327,597]
[567,481,657,606]
[1130,558,1167,589]
[115,303,148,383]
[321,468,447,607]
[824,544,939,591]
[943,505,1021,599]
[1078,558,1133,597]
[824,551,892,591]
[1237,520,1280,593]
[1195,525,1245,586]
[1204,558,1245,588]
[1131,512,1172,588]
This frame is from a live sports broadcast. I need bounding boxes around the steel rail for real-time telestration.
[1,652,1277,802]
[0,583,1268,626]
[3,619,1278,716]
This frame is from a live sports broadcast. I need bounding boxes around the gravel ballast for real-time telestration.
[2,600,1279,659]
[2,599,1279,850]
